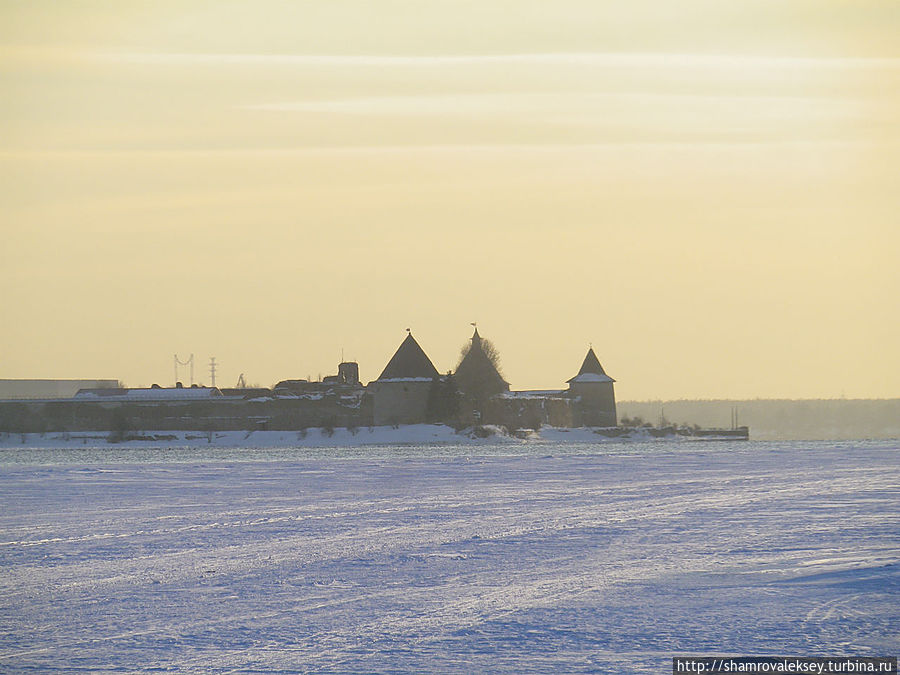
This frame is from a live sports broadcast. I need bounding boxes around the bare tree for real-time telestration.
[457,338,504,376]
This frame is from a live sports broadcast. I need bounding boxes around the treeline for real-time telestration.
[617,399,900,440]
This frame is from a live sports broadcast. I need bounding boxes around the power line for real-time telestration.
[174,354,194,386]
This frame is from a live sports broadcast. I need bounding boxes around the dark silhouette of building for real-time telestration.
[0,328,620,433]
[367,329,617,429]
[322,362,360,386]
[368,332,441,425]
[453,327,509,414]
[566,347,617,426]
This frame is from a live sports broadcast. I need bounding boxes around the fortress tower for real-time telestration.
[453,327,509,409]
[369,332,440,425]
[567,347,617,427]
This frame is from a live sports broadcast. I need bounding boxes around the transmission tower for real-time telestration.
[209,357,217,388]
[174,354,194,386]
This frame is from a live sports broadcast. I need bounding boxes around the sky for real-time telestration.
[1,1,898,400]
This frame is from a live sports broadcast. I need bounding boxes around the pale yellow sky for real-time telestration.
[1,1,898,399]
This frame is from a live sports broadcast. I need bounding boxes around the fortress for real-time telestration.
[370,328,616,429]
[0,328,616,434]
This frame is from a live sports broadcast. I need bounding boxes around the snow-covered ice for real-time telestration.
[0,424,739,451]
[1,439,897,673]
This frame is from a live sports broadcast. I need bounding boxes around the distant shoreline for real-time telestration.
[617,398,900,441]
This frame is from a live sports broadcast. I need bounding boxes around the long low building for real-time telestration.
[0,379,120,400]
[73,384,223,403]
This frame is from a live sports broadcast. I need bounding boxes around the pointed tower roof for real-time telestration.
[454,327,509,396]
[376,332,440,381]
[567,347,615,384]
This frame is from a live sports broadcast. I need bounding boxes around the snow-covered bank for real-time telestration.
[0,424,469,449]
[1,441,897,673]
[0,424,723,450]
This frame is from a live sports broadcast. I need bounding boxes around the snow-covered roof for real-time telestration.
[568,372,614,384]
[501,389,567,399]
[74,387,223,402]
[567,347,615,384]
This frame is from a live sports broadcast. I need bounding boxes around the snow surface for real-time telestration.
[0,425,509,450]
[0,424,732,451]
[1,439,897,673]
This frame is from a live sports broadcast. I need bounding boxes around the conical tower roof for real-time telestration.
[454,328,509,396]
[567,347,615,384]
[376,332,440,381]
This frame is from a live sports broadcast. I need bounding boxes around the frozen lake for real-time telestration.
[1,440,897,673]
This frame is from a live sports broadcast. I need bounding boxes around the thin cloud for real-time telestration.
[243,91,869,145]
[0,139,880,163]
[101,51,900,71]
[245,91,860,115]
